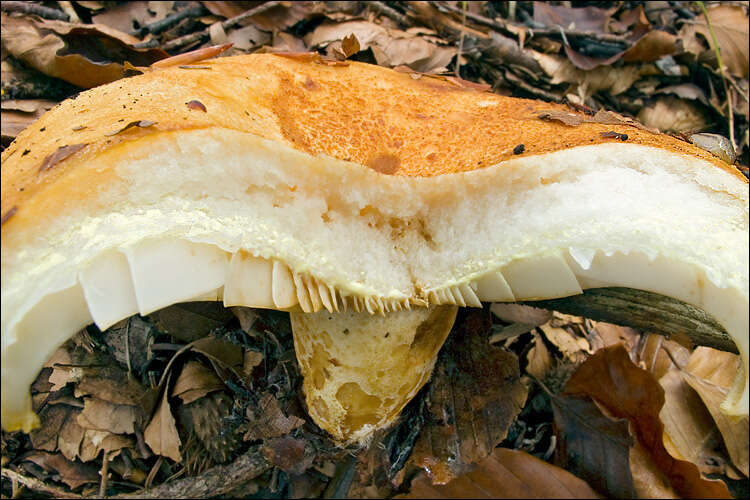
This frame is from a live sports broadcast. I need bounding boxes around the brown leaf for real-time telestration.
[679,5,749,78]
[490,303,552,326]
[39,143,88,172]
[30,404,71,452]
[537,110,584,126]
[585,109,660,133]
[144,373,182,462]
[340,33,361,59]
[76,397,138,434]
[243,393,305,441]
[79,429,133,462]
[636,97,710,134]
[526,331,552,380]
[305,20,456,73]
[659,370,735,478]
[539,323,592,363]
[533,1,615,33]
[58,407,86,461]
[409,309,528,484]
[685,347,749,477]
[149,301,234,343]
[261,436,313,475]
[622,30,676,63]
[104,119,156,137]
[190,335,244,369]
[402,448,600,499]
[0,13,167,88]
[92,1,158,34]
[1,99,57,143]
[563,344,731,498]
[74,363,149,407]
[552,393,635,497]
[588,322,642,355]
[172,360,224,404]
[563,44,624,72]
[22,451,99,489]
[102,316,154,374]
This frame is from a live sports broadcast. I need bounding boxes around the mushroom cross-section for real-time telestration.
[1,54,748,442]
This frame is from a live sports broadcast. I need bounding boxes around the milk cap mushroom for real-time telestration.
[1,53,748,443]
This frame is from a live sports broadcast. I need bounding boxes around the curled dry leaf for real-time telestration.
[104,120,156,137]
[563,344,731,498]
[149,301,235,344]
[171,360,224,404]
[0,12,167,88]
[144,372,182,462]
[243,393,305,441]
[679,4,749,78]
[1,99,57,143]
[305,20,456,73]
[22,451,100,489]
[637,97,710,134]
[532,1,615,33]
[76,397,138,435]
[38,143,88,172]
[685,347,749,477]
[402,448,600,499]
[552,392,635,497]
[261,436,313,475]
[537,110,583,126]
[409,309,528,484]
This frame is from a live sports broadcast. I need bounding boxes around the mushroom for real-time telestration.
[1,54,748,443]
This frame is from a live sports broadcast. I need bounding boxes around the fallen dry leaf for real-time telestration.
[539,323,592,363]
[490,303,552,326]
[1,99,57,143]
[533,1,615,33]
[150,301,235,343]
[679,4,749,78]
[243,392,305,441]
[261,436,313,475]
[637,96,710,133]
[144,373,182,462]
[409,309,528,484]
[76,397,139,435]
[1,12,167,88]
[38,143,88,172]
[79,429,133,462]
[621,30,676,63]
[402,448,600,499]
[22,451,100,490]
[172,360,224,404]
[305,20,456,73]
[685,347,749,477]
[526,331,553,380]
[563,344,731,498]
[552,393,636,497]
[659,370,735,478]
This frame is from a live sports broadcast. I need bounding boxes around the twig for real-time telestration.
[522,287,737,354]
[109,446,270,499]
[455,1,467,77]
[162,1,282,52]
[697,1,736,153]
[1,468,83,499]
[436,1,629,44]
[99,451,111,497]
[132,5,206,37]
[57,1,80,23]
[0,1,69,21]
[367,1,410,26]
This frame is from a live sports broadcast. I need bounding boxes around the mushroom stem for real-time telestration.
[290,306,458,444]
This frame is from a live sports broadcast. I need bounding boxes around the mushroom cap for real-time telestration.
[1,53,748,433]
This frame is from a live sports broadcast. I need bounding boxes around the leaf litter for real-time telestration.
[2,1,749,498]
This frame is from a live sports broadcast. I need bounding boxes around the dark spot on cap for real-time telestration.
[186,100,207,112]
[367,153,401,175]
[21,149,30,156]
[303,77,319,91]
[513,144,525,155]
